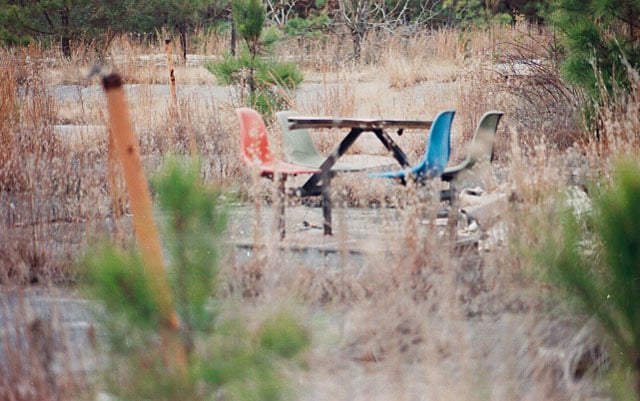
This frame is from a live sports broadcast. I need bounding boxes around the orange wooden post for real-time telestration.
[102,73,186,369]
[107,133,126,245]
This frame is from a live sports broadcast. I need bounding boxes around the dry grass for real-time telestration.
[0,23,628,400]
[0,287,93,400]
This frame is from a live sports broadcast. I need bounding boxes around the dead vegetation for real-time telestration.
[1,22,633,400]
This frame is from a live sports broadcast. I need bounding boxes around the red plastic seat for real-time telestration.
[237,107,321,176]
[236,107,320,239]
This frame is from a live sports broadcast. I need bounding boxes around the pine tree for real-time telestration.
[544,161,640,399]
[82,157,310,401]
[553,0,640,103]
[207,0,303,115]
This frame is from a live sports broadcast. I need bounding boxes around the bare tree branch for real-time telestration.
[264,0,297,26]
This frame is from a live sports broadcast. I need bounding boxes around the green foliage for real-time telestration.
[152,157,227,339]
[207,0,303,115]
[0,0,147,56]
[102,352,195,401]
[209,47,302,87]
[206,18,232,35]
[82,242,193,400]
[443,0,511,28]
[198,317,295,401]
[0,1,29,46]
[81,156,309,401]
[0,0,226,56]
[247,89,288,116]
[83,243,162,331]
[232,0,265,46]
[155,0,229,58]
[494,12,513,25]
[552,0,640,106]
[260,25,281,51]
[255,60,304,90]
[259,311,310,358]
[284,14,330,39]
[207,52,245,85]
[542,161,640,394]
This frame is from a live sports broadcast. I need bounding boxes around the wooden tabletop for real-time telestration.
[288,116,432,130]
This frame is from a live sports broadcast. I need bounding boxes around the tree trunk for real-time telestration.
[61,36,71,59]
[179,25,187,62]
[627,0,635,42]
[448,1,456,27]
[352,0,368,61]
[61,9,71,58]
[352,31,362,61]
[635,354,640,400]
[230,19,236,56]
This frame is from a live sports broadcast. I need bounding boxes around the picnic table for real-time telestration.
[287,116,433,235]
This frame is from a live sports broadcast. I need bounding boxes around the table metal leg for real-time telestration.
[298,129,363,235]
[322,173,332,235]
[300,128,363,195]
[295,127,413,236]
[372,129,411,168]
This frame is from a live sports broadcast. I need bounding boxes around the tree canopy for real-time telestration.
[552,0,640,116]
[3,0,639,112]
[0,0,226,57]
[0,0,553,57]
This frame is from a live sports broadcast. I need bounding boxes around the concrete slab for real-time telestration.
[225,204,479,264]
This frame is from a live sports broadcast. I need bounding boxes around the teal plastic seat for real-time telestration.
[369,110,455,182]
[276,110,397,171]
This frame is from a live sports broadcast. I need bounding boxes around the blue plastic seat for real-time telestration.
[369,110,455,182]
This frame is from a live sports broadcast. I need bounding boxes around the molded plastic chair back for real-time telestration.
[277,110,398,171]
[276,110,325,168]
[466,111,503,166]
[237,107,275,166]
[440,111,503,183]
[235,107,320,239]
[416,109,455,178]
[370,110,455,180]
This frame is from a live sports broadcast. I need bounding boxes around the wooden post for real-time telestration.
[165,37,177,145]
[165,37,177,110]
[276,174,286,240]
[102,73,186,370]
[107,133,125,245]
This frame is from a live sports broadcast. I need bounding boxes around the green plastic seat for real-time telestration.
[276,110,397,172]
[440,111,504,183]
[439,110,504,238]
